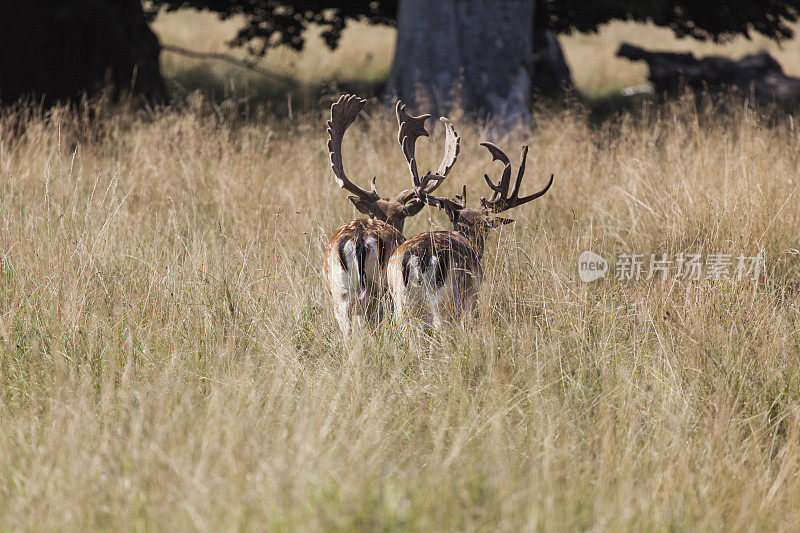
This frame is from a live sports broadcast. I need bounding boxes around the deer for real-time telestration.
[387,141,554,331]
[322,94,460,335]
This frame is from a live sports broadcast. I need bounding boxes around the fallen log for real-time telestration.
[617,43,800,101]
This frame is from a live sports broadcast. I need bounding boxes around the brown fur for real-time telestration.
[322,218,405,287]
[347,196,419,233]
[323,95,461,334]
[387,230,484,327]
[323,218,406,334]
[393,231,481,289]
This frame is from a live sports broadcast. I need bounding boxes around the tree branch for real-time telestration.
[160,44,305,86]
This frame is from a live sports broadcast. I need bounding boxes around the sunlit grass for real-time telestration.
[0,93,798,529]
[152,9,396,106]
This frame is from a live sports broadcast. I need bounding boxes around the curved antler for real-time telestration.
[396,100,431,190]
[327,94,379,201]
[432,117,460,193]
[395,111,460,204]
[479,142,554,213]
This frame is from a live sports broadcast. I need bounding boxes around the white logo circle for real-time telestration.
[578,251,608,282]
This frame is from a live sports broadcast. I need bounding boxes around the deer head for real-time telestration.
[420,141,554,257]
[327,94,460,232]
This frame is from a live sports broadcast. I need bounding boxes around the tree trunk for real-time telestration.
[387,0,535,126]
[532,30,572,98]
[0,0,167,106]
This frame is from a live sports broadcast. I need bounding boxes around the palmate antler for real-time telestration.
[394,101,460,203]
[436,118,460,179]
[327,95,460,209]
[327,94,380,201]
[479,142,554,213]
[396,101,430,192]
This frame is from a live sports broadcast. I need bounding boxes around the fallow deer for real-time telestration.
[322,94,460,335]
[387,141,554,330]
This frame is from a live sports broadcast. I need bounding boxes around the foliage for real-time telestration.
[541,0,800,41]
[148,1,397,54]
[1,0,166,104]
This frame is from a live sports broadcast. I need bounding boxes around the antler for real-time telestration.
[394,103,460,203]
[419,185,467,213]
[479,142,554,213]
[327,94,379,201]
[396,100,431,190]
[430,117,460,194]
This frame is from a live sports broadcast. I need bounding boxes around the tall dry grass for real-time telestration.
[0,94,798,530]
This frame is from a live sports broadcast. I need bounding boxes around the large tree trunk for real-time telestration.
[532,30,572,98]
[387,0,535,126]
[0,0,167,106]
[531,0,572,99]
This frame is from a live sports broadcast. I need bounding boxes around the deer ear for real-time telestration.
[486,216,514,227]
[349,196,375,216]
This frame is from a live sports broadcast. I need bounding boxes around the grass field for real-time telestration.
[1,11,800,532]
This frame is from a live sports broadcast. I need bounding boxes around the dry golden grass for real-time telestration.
[0,92,798,530]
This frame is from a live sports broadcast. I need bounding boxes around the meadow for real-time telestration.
[0,12,799,532]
